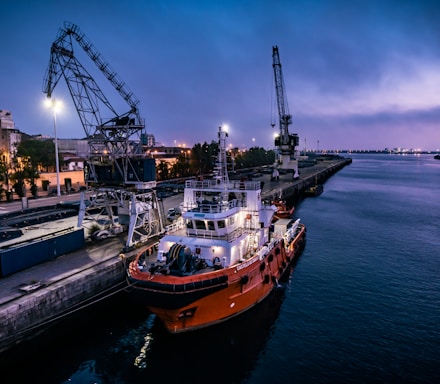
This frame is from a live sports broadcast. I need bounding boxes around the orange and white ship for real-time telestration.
[127,126,306,333]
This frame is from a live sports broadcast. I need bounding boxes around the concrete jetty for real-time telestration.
[262,155,352,203]
[0,156,351,354]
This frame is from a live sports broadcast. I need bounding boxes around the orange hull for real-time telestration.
[128,224,306,333]
[272,200,295,219]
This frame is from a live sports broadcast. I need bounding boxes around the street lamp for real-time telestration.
[45,98,62,197]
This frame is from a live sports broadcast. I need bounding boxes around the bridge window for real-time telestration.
[195,220,206,230]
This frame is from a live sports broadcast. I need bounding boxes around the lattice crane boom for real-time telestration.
[42,21,151,188]
[272,45,300,179]
[272,45,298,156]
[43,22,162,249]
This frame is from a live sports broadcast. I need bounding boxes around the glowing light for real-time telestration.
[44,98,63,113]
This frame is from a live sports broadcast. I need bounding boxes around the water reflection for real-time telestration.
[1,262,300,384]
[133,333,153,369]
[128,265,299,384]
[62,360,103,384]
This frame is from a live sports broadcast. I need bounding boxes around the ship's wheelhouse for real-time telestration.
[184,207,241,239]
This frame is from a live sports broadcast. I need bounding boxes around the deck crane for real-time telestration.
[272,45,300,179]
[43,22,165,248]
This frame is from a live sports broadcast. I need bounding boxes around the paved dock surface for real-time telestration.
[0,235,129,307]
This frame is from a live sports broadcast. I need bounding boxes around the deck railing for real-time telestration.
[185,179,261,191]
[185,227,244,241]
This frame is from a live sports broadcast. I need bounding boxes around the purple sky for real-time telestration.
[2,0,440,151]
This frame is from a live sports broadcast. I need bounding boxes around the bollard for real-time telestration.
[21,197,28,209]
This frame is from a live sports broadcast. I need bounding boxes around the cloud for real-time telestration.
[292,58,440,119]
[1,0,440,150]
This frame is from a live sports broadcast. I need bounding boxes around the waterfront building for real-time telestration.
[0,110,22,166]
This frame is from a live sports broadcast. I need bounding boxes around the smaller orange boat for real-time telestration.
[272,199,295,219]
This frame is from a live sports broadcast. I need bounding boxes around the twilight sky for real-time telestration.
[1,0,440,151]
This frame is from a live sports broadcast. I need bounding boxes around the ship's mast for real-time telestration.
[213,126,230,186]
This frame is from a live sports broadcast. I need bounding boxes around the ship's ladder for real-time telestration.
[247,231,257,255]
[245,213,257,254]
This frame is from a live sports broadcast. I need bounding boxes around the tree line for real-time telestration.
[0,138,276,200]
[154,140,275,180]
[0,139,58,201]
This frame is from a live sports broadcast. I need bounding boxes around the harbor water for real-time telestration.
[2,153,440,383]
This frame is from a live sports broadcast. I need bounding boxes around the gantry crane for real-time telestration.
[272,45,300,179]
[43,22,165,248]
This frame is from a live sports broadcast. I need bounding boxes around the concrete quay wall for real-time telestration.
[262,157,352,202]
[0,251,136,353]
